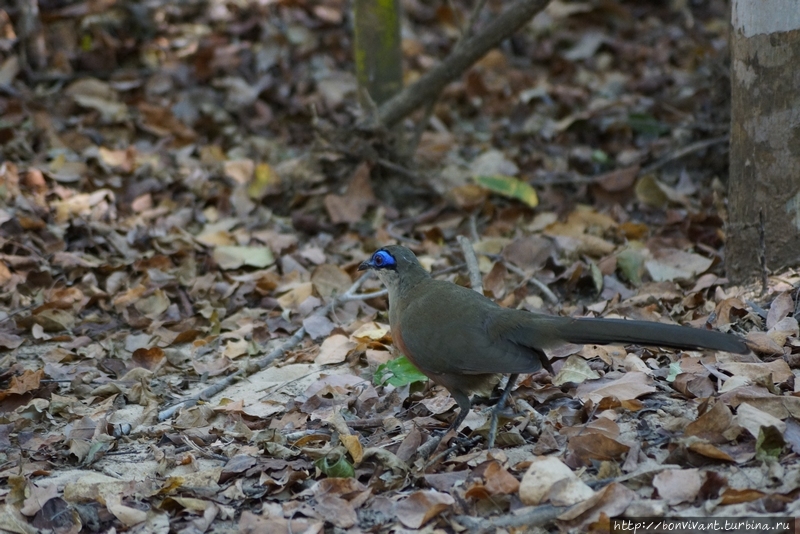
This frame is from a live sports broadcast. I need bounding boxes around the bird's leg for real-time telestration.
[417,391,471,458]
[487,373,519,449]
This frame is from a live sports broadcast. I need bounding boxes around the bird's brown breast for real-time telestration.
[391,322,438,382]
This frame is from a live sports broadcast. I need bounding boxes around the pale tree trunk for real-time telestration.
[727,1,800,284]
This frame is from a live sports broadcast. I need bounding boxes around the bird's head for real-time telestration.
[358,245,429,291]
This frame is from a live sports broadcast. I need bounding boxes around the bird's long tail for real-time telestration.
[540,316,748,354]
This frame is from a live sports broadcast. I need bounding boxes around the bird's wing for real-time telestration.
[397,281,546,376]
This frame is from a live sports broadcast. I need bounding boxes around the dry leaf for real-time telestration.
[576,371,655,403]
[653,469,701,505]
[324,163,375,224]
[394,490,454,529]
[519,456,593,506]
[315,335,356,365]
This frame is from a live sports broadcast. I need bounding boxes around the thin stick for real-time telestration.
[426,435,481,466]
[455,504,566,533]
[501,258,559,304]
[406,99,436,156]
[386,206,444,245]
[157,273,376,421]
[638,135,728,175]
[536,136,728,185]
[468,214,480,243]
[457,236,483,294]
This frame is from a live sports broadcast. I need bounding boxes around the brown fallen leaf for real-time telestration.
[0,333,23,350]
[558,482,635,529]
[576,371,655,403]
[567,432,630,466]
[324,162,375,224]
[720,488,767,505]
[315,334,357,365]
[394,489,454,529]
[481,460,520,495]
[311,264,352,298]
[519,456,594,506]
[766,292,794,329]
[718,359,792,384]
[685,400,739,444]
[653,468,702,505]
[687,440,735,462]
[131,347,166,371]
[239,511,322,534]
[743,332,784,354]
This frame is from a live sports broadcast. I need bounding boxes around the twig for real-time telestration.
[158,273,376,421]
[386,221,422,245]
[468,214,480,243]
[181,435,229,462]
[536,136,727,186]
[639,135,728,176]
[377,0,551,127]
[588,463,682,488]
[506,261,559,304]
[406,99,437,156]
[312,118,426,183]
[340,289,388,301]
[487,253,559,304]
[374,157,424,182]
[346,418,387,429]
[455,504,566,533]
[745,299,768,320]
[284,429,332,442]
[0,83,21,98]
[426,435,481,466]
[534,170,594,185]
[457,464,683,533]
[385,206,445,245]
[457,236,483,294]
[0,304,36,324]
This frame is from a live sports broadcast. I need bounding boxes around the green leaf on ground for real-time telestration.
[374,356,428,387]
[474,175,539,208]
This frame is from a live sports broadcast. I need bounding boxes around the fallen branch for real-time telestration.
[638,135,728,175]
[454,504,566,533]
[377,0,551,127]
[157,273,381,421]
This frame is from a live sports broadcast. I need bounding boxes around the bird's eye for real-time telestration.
[371,250,396,269]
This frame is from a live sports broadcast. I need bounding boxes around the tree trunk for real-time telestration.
[353,0,403,107]
[727,1,800,283]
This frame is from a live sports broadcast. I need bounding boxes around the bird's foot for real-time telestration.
[487,405,515,449]
[488,409,499,449]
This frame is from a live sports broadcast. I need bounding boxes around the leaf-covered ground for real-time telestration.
[1,0,799,532]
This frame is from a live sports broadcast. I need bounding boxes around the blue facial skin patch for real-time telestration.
[372,250,396,269]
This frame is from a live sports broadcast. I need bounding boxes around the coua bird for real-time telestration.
[359,245,748,451]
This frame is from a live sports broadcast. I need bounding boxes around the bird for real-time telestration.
[358,245,748,452]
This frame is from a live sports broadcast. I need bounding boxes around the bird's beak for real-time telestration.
[357,259,372,271]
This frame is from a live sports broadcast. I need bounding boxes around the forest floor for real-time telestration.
[0,0,798,532]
